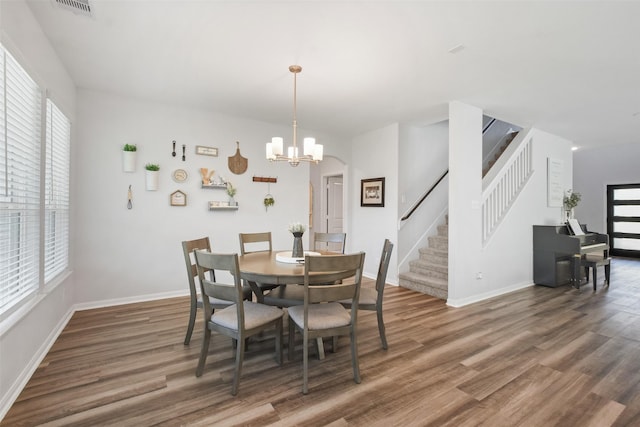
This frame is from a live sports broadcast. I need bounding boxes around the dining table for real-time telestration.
[238,250,341,303]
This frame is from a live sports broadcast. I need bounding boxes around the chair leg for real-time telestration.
[605,263,611,286]
[376,308,388,350]
[593,266,598,291]
[195,328,211,377]
[303,332,309,394]
[275,319,283,366]
[350,326,361,384]
[316,337,325,360]
[232,334,245,396]
[184,302,197,345]
[288,320,296,361]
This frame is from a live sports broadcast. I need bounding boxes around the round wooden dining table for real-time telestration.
[238,250,341,302]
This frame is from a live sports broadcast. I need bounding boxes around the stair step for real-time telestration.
[399,272,448,300]
[437,224,448,237]
[428,235,448,251]
[409,259,448,280]
[419,247,448,263]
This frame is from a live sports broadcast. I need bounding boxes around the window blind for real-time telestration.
[44,100,70,282]
[0,46,42,314]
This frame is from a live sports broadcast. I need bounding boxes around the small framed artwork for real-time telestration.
[361,177,385,207]
[195,145,218,157]
[170,190,187,206]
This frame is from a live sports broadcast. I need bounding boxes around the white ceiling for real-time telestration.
[24,0,640,149]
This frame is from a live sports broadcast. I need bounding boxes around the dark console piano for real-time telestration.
[533,224,609,288]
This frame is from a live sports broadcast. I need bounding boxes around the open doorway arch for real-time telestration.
[310,156,347,245]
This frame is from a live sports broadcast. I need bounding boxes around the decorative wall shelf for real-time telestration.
[209,201,238,211]
[202,183,228,189]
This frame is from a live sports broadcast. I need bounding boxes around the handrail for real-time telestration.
[483,118,496,133]
[400,170,448,222]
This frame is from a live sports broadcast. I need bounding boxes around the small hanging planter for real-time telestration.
[122,144,137,172]
[264,194,275,211]
[145,163,160,191]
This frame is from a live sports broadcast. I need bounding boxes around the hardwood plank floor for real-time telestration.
[3,258,640,426]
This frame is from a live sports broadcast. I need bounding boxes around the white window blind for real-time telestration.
[0,46,42,314]
[44,100,70,282]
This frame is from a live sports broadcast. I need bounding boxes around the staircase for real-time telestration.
[398,217,449,300]
[482,131,518,177]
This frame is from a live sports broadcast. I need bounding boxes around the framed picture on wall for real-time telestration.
[361,177,385,207]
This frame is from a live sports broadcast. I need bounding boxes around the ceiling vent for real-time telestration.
[52,0,93,18]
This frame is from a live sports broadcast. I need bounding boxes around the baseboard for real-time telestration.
[446,281,534,307]
[74,289,189,311]
[0,306,75,421]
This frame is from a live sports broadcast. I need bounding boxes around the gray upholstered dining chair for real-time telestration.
[287,252,365,394]
[181,237,251,345]
[312,232,346,254]
[194,250,284,396]
[340,239,393,349]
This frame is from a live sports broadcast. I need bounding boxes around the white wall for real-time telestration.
[573,142,640,234]
[0,0,77,418]
[448,126,574,306]
[349,124,399,283]
[74,89,350,305]
[448,102,484,303]
[397,121,449,272]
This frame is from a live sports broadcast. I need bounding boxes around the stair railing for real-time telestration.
[481,128,534,246]
[400,169,448,223]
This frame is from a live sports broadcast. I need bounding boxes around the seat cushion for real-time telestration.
[288,302,351,330]
[211,302,283,330]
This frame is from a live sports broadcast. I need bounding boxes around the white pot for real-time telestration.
[122,151,136,172]
[145,170,159,191]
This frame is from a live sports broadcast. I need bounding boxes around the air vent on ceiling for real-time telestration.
[52,0,93,18]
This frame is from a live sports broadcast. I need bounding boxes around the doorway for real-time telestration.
[324,175,343,251]
[607,183,640,258]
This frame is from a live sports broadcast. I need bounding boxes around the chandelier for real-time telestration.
[265,65,323,167]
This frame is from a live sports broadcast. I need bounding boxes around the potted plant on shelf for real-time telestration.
[563,189,581,221]
[122,144,137,172]
[226,182,237,205]
[145,163,160,191]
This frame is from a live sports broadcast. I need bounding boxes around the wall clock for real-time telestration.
[172,169,188,183]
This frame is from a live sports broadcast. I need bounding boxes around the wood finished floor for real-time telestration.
[3,258,640,426]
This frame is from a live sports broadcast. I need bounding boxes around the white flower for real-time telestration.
[288,222,306,234]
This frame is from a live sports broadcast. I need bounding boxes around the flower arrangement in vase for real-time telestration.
[563,189,581,221]
[226,182,237,205]
[288,222,306,257]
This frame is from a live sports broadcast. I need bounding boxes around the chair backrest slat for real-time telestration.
[312,232,346,254]
[195,250,244,309]
[239,232,272,255]
[304,253,365,304]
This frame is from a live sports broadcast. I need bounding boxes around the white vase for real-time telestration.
[122,151,136,172]
[145,170,159,191]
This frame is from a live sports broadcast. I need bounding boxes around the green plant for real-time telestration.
[563,190,581,210]
[263,195,275,208]
[145,163,160,171]
[123,144,137,152]
[226,182,237,197]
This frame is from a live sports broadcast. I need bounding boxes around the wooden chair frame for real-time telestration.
[341,239,393,349]
[194,250,284,396]
[312,232,346,254]
[287,252,365,394]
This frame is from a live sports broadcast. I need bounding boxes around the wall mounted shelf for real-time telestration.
[209,201,238,210]
[202,183,228,189]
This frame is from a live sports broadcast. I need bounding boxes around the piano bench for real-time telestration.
[582,255,611,291]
